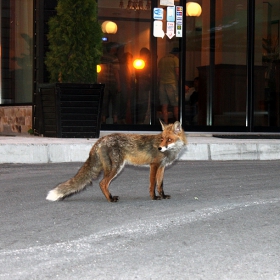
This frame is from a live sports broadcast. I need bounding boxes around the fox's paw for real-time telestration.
[46,189,63,201]
[151,194,171,200]
[152,196,162,200]
[109,196,119,202]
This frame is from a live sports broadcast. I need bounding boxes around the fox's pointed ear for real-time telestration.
[173,121,182,134]
[159,119,166,130]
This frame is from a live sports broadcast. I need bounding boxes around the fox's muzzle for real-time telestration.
[158,146,167,152]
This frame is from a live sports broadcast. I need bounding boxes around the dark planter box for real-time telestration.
[34,83,104,138]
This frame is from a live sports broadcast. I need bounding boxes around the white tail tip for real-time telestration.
[46,189,61,201]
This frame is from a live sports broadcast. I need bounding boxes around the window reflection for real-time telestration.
[1,0,33,104]
[255,0,280,127]
[98,0,151,125]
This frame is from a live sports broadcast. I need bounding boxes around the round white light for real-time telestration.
[186,2,202,17]
[101,21,118,34]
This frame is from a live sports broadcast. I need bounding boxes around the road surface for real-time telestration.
[0,161,280,279]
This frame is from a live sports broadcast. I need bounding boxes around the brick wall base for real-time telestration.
[0,106,32,135]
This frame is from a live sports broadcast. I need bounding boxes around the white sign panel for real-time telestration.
[167,6,175,22]
[160,0,174,6]
[153,20,165,38]
[176,6,183,37]
[153,8,164,20]
[166,22,175,39]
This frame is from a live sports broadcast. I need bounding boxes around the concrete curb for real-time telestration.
[1,134,280,163]
[180,142,280,161]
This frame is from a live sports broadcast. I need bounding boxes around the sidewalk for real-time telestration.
[1,131,280,163]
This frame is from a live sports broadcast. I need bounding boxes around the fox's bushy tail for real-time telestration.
[46,155,102,201]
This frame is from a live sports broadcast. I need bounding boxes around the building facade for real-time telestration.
[1,0,280,134]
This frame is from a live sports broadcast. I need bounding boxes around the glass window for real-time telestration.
[0,0,33,104]
[157,42,180,124]
[255,0,280,128]
[185,0,248,128]
[97,0,152,125]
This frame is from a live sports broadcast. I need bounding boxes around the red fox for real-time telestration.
[46,121,187,202]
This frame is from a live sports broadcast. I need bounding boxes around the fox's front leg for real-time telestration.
[156,166,170,199]
[149,164,161,200]
[99,150,123,202]
[149,164,170,200]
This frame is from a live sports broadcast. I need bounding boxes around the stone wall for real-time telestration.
[0,106,32,135]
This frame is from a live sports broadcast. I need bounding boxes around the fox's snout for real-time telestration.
[158,145,174,152]
[158,141,175,152]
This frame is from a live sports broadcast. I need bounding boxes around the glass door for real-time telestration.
[1,0,33,104]
[98,0,153,126]
[185,0,248,129]
[254,0,280,129]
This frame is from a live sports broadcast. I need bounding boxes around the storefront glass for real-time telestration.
[99,0,271,131]
[1,0,279,132]
[97,0,153,125]
[255,0,280,129]
[185,0,249,128]
[0,0,33,104]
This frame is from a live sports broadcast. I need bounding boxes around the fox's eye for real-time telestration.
[168,138,172,142]
[160,138,163,141]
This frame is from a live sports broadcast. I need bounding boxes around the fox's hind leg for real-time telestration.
[99,150,125,202]
[99,170,120,202]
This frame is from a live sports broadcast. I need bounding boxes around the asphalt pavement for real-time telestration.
[0,161,280,279]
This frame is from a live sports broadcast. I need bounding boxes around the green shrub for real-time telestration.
[45,0,102,83]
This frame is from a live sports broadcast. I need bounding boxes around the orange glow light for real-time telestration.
[133,59,145,70]
[97,65,101,73]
